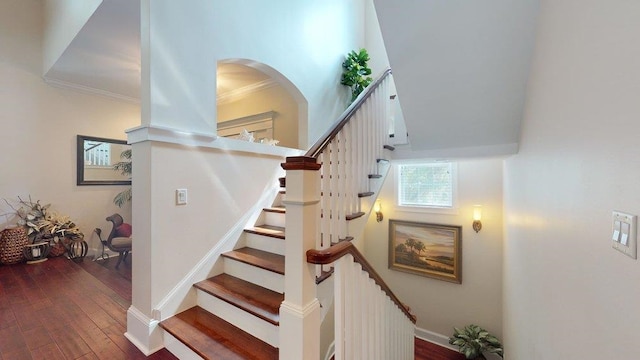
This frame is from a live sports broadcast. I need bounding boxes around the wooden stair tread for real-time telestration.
[377,158,390,163]
[159,306,278,360]
[383,144,395,151]
[222,248,285,275]
[345,212,365,221]
[263,207,286,214]
[245,225,285,239]
[358,191,374,198]
[316,268,334,284]
[330,236,354,246]
[368,174,382,179]
[194,274,282,325]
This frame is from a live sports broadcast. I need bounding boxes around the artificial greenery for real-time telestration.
[113,149,132,208]
[340,48,373,102]
[449,324,504,359]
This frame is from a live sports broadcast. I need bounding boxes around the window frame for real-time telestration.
[394,161,458,215]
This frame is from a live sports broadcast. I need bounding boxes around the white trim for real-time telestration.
[126,125,303,158]
[414,326,458,352]
[217,79,278,105]
[125,305,164,356]
[43,76,140,104]
[394,161,459,214]
[280,298,321,317]
[153,185,282,320]
[163,331,202,360]
[323,341,335,360]
[282,199,320,206]
[392,142,519,159]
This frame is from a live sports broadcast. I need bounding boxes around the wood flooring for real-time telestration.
[0,256,176,360]
[0,254,464,360]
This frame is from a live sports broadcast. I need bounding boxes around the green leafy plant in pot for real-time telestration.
[113,149,132,208]
[449,324,504,359]
[341,48,373,102]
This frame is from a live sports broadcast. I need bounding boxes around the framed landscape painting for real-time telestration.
[388,220,462,284]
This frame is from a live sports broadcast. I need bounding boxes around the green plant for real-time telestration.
[340,48,373,102]
[449,324,504,359]
[113,149,132,208]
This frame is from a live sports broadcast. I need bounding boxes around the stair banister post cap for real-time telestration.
[281,156,321,171]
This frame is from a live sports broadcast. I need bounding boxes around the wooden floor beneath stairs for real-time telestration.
[0,255,463,360]
[0,256,177,360]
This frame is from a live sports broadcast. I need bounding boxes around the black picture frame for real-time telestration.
[76,135,131,186]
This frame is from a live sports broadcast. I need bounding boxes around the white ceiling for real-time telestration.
[43,0,270,103]
[374,0,539,155]
[44,0,540,155]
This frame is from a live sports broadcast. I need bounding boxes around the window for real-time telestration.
[397,162,456,209]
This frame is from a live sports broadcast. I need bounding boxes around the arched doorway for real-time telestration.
[216,59,308,149]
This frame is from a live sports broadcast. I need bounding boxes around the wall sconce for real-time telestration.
[374,200,383,222]
[472,205,482,233]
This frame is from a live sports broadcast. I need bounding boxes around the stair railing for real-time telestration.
[308,241,417,360]
[307,69,392,254]
[279,69,415,360]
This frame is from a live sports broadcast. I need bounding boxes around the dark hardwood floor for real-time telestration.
[0,254,463,360]
[415,338,465,360]
[0,255,176,360]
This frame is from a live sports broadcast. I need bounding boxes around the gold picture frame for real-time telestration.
[389,220,462,284]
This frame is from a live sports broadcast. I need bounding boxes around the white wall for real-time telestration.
[364,159,503,343]
[42,0,102,75]
[218,85,300,149]
[504,1,640,358]
[0,0,139,255]
[142,0,365,146]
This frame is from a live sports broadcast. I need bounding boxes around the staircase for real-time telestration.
[159,194,288,359]
[158,69,415,360]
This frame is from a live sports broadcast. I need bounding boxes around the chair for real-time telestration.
[94,214,132,268]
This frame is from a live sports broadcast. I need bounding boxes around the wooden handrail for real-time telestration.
[307,241,417,324]
[305,68,392,159]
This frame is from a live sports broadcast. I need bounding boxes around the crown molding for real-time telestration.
[217,78,278,105]
[42,77,140,104]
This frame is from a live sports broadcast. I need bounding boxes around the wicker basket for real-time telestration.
[48,237,68,257]
[0,227,28,265]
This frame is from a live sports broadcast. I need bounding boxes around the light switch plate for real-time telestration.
[612,211,637,259]
[176,189,187,205]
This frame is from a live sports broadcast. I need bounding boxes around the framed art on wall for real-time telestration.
[389,219,462,283]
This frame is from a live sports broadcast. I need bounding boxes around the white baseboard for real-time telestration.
[323,341,335,360]
[415,326,458,352]
[125,305,164,355]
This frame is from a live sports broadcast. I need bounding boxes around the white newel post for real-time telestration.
[279,156,322,360]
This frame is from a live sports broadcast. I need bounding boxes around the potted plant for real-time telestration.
[449,324,504,359]
[341,48,373,102]
[113,148,132,207]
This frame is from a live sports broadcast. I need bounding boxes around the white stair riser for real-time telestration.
[224,257,284,294]
[197,290,279,348]
[244,232,285,256]
[264,211,285,228]
[163,331,203,360]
